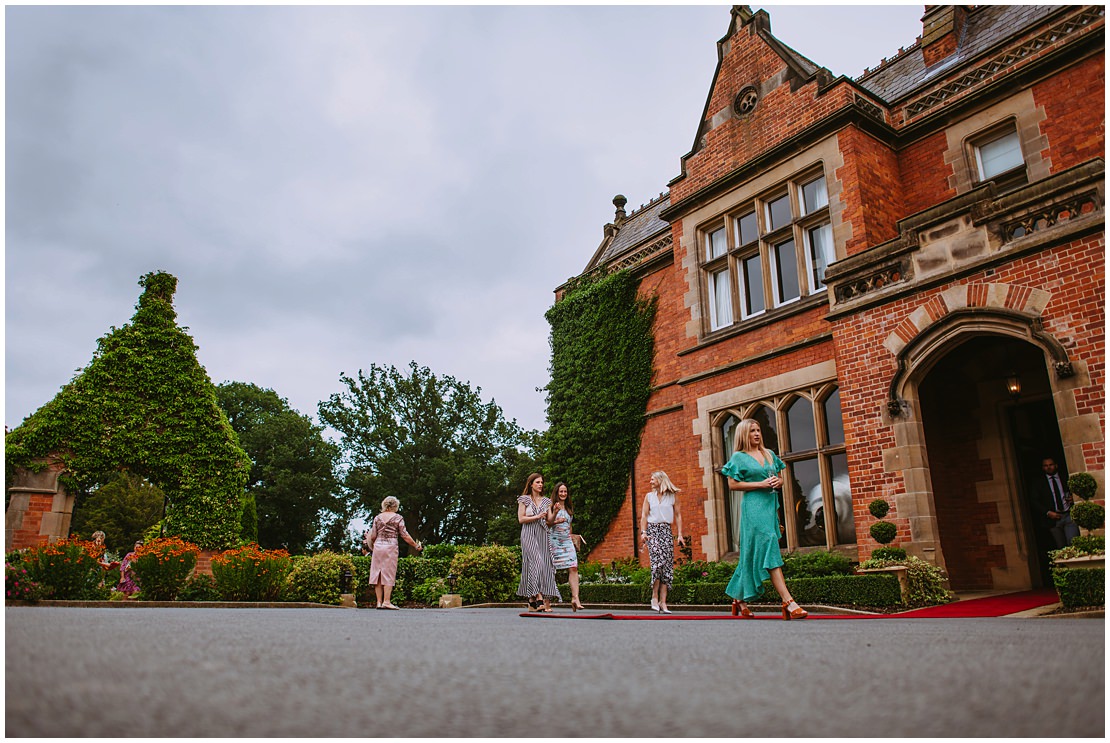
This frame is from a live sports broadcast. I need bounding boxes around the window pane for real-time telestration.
[767,194,792,231]
[720,414,741,553]
[736,212,758,246]
[823,388,844,445]
[740,254,765,317]
[750,405,778,453]
[709,267,733,329]
[801,176,828,215]
[772,238,800,303]
[707,227,728,260]
[829,453,855,545]
[806,223,834,291]
[789,458,825,547]
[978,130,1023,179]
[785,397,817,452]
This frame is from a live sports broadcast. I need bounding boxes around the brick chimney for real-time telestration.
[921,5,970,67]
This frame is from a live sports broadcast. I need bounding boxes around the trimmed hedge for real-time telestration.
[579,574,902,608]
[1052,567,1105,609]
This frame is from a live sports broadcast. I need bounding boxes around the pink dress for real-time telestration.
[367,513,412,586]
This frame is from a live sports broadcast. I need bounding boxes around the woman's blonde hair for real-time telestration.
[651,471,680,496]
[734,418,773,461]
[381,496,401,512]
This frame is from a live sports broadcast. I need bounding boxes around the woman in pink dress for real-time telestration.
[364,497,422,610]
[117,541,143,596]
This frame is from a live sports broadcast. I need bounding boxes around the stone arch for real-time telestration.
[873,283,1092,587]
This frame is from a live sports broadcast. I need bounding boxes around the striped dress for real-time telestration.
[516,495,562,601]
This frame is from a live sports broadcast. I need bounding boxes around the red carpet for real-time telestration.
[889,588,1060,618]
[520,589,1061,620]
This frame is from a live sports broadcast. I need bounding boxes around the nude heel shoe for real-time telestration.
[782,600,808,620]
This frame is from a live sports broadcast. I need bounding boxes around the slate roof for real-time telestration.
[857,5,1067,102]
[590,194,671,269]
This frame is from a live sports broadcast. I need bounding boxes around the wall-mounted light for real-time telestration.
[1005,372,1022,399]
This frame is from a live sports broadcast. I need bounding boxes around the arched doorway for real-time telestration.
[918,335,1059,591]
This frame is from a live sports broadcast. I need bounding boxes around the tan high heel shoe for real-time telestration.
[572,598,584,613]
[732,600,754,618]
[782,599,808,620]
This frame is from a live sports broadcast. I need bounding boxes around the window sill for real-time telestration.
[680,292,829,357]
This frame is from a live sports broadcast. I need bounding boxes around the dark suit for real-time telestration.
[1032,472,1078,548]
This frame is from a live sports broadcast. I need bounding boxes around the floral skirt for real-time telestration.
[646,522,674,587]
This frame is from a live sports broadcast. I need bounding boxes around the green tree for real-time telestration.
[318,362,534,546]
[5,271,250,548]
[69,471,165,552]
[216,382,342,554]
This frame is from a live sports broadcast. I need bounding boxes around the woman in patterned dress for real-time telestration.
[117,541,143,596]
[722,419,808,620]
[638,471,684,614]
[516,473,561,612]
[365,496,423,610]
[548,483,585,612]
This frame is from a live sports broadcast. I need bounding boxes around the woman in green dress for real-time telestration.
[721,418,808,620]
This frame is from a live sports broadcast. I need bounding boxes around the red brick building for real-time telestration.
[561,5,1104,591]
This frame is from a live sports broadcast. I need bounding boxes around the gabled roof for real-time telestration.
[856,5,1070,102]
[585,194,670,272]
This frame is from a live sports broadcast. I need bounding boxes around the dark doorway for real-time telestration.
[920,334,1054,591]
[1007,398,1066,587]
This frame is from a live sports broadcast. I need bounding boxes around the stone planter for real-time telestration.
[857,565,909,601]
[1052,554,1105,570]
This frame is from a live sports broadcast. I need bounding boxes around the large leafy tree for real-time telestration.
[318,362,532,546]
[69,471,165,553]
[216,382,342,554]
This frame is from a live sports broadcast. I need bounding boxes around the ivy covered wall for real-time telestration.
[5,272,250,549]
[543,270,656,554]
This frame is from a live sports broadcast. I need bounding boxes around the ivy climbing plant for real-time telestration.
[543,269,656,555]
[5,271,250,549]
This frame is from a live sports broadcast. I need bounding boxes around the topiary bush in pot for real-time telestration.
[1070,501,1104,537]
[1067,472,1097,501]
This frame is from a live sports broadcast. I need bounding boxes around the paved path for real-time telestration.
[5,606,1104,737]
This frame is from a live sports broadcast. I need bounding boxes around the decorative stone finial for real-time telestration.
[613,194,627,222]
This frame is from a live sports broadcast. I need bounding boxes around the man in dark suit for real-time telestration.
[1033,457,1078,548]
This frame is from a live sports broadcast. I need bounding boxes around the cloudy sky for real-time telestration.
[6,3,926,434]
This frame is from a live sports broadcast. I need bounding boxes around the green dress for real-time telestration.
[723,450,786,602]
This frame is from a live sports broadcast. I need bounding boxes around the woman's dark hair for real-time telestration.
[521,472,543,496]
[551,482,573,515]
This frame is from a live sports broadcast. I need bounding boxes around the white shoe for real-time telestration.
[650,599,660,612]
[661,607,672,615]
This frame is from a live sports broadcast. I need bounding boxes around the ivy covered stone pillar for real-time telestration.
[5,457,73,550]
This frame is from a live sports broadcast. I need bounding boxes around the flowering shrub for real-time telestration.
[211,543,292,601]
[858,555,952,607]
[6,561,46,602]
[283,551,355,605]
[129,537,200,600]
[21,537,107,600]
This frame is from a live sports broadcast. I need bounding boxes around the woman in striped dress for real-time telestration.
[516,473,561,612]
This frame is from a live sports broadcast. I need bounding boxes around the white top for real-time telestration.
[646,491,675,524]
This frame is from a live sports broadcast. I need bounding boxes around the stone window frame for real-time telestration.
[695,164,832,336]
[711,381,853,554]
[943,89,1050,196]
[967,118,1028,193]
